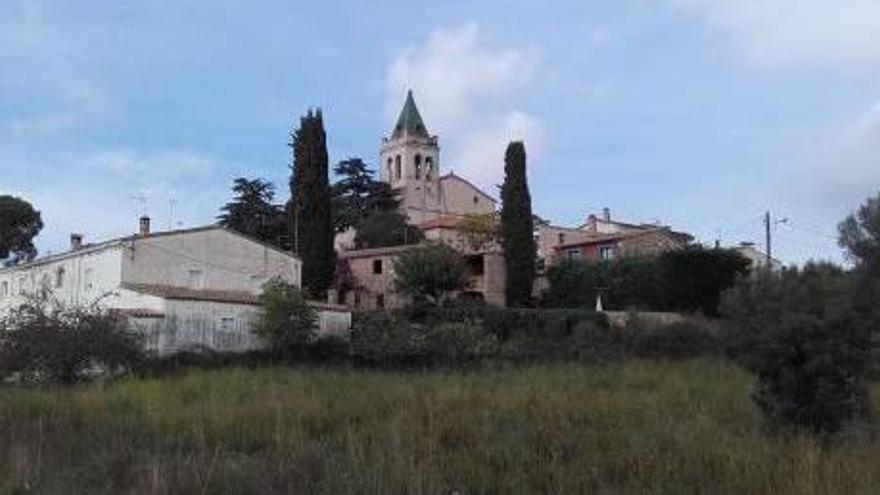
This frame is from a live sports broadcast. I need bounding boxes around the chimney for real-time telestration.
[139,215,151,237]
[602,207,611,222]
[70,233,83,251]
[586,214,598,232]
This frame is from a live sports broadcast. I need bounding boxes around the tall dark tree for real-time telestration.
[0,195,43,266]
[838,191,880,346]
[217,178,287,248]
[500,141,536,307]
[289,109,336,297]
[354,210,424,249]
[331,157,398,233]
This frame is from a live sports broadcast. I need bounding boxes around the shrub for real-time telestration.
[543,248,749,315]
[254,278,317,357]
[630,320,720,360]
[0,296,146,384]
[570,320,631,362]
[393,243,467,306]
[721,264,872,435]
[349,311,428,367]
[424,323,498,366]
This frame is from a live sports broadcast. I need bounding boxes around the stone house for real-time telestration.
[0,218,350,355]
[552,228,692,264]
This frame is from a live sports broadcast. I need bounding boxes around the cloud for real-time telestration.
[668,0,880,68]
[2,148,222,255]
[794,100,880,207]
[386,23,545,188]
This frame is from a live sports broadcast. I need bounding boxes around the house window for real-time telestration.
[425,157,433,180]
[219,317,235,331]
[386,158,393,179]
[55,267,65,288]
[473,195,479,205]
[558,233,565,245]
[566,248,582,261]
[1,281,8,298]
[376,293,385,309]
[414,154,422,179]
[84,268,94,291]
[395,155,402,180]
[599,245,615,261]
[372,259,383,274]
[187,269,205,289]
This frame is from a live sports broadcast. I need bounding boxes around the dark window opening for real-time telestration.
[372,259,383,274]
[376,293,385,308]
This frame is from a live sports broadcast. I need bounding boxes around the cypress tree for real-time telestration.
[500,141,536,307]
[289,109,336,297]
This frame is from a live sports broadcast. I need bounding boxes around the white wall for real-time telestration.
[0,244,124,313]
[122,228,301,293]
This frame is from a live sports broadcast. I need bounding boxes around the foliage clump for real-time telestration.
[543,247,750,315]
[0,195,43,266]
[0,296,145,384]
[255,278,317,357]
[393,243,467,306]
[721,263,872,435]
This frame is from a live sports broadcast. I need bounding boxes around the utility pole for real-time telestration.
[764,210,772,269]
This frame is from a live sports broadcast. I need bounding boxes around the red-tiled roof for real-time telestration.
[123,282,260,305]
[554,228,676,250]
[417,215,462,230]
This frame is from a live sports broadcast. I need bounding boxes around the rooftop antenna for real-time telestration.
[129,194,148,218]
[168,198,178,230]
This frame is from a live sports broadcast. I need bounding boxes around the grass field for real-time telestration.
[1,361,878,494]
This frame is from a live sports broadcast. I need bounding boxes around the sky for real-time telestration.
[2,0,879,265]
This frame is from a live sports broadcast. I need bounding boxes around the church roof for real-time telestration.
[392,90,430,139]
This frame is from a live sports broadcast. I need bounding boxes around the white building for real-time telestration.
[733,242,784,273]
[0,218,350,355]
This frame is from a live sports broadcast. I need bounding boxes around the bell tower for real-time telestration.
[380,90,441,224]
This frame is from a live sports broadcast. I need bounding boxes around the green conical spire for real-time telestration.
[392,90,429,139]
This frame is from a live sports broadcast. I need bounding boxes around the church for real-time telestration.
[338,90,507,308]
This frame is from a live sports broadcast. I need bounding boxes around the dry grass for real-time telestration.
[1,361,878,494]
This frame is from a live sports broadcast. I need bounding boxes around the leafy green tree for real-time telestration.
[217,178,288,248]
[0,195,43,266]
[839,191,880,270]
[289,109,336,297]
[721,263,872,435]
[658,246,750,316]
[839,191,880,329]
[332,157,398,233]
[393,243,466,306]
[542,260,602,308]
[500,141,536,307]
[255,278,317,356]
[354,210,424,249]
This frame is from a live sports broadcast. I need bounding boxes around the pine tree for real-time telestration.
[217,178,287,248]
[331,157,398,233]
[289,110,336,297]
[500,141,536,307]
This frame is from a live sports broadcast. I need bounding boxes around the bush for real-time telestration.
[721,264,872,435]
[349,311,428,367]
[631,320,720,360]
[542,248,750,315]
[393,243,467,306]
[254,278,317,358]
[0,296,146,384]
[424,322,498,366]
